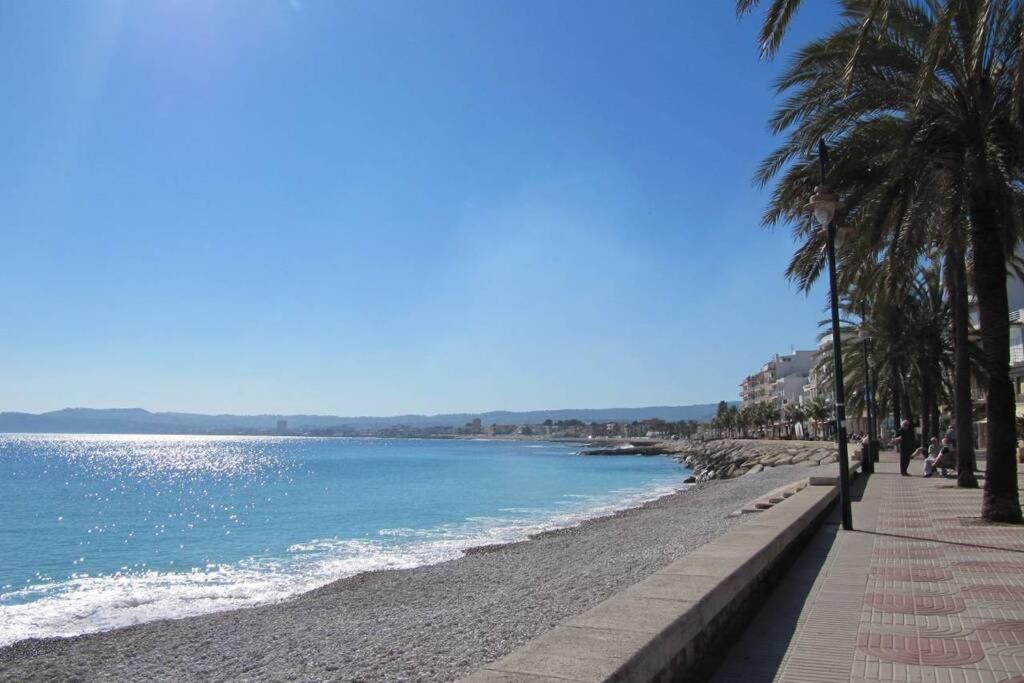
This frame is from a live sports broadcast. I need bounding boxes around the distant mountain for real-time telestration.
[0,404,727,435]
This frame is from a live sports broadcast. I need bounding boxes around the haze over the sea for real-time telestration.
[0,403,728,434]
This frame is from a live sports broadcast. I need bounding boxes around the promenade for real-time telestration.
[712,452,1024,683]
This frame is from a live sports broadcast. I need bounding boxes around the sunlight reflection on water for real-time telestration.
[0,434,688,645]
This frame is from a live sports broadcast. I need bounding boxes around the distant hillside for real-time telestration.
[0,404,727,435]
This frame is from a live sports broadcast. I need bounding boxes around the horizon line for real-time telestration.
[0,401,740,420]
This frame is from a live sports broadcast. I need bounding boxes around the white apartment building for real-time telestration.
[969,248,1024,447]
[801,338,832,405]
[740,350,816,409]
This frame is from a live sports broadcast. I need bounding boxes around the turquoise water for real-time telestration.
[0,434,689,645]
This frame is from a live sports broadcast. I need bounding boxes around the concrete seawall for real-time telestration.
[461,459,859,682]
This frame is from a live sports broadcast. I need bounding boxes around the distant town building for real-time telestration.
[1001,265,1024,419]
[461,418,484,435]
[276,419,288,435]
[801,338,832,405]
[740,350,816,408]
[966,252,1024,447]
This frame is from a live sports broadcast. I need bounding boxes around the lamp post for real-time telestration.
[859,323,876,474]
[805,138,853,531]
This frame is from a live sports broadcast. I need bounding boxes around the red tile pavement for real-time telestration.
[857,632,986,666]
[712,451,1024,683]
[869,566,956,581]
[864,592,967,615]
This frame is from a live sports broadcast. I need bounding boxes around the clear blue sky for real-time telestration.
[1,0,838,416]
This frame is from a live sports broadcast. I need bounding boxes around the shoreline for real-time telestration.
[0,462,816,682]
[0,459,692,648]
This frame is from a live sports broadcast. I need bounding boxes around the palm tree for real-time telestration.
[758,0,1024,521]
[763,403,782,438]
[946,239,979,486]
[810,272,952,443]
[727,404,741,438]
[736,0,806,58]
[787,403,808,436]
[736,0,896,61]
[715,400,735,438]
[749,402,765,437]
[742,403,760,438]
[803,395,831,438]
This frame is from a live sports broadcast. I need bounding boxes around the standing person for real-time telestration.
[894,419,916,476]
[945,419,957,448]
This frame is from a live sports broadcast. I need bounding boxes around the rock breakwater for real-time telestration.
[578,444,673,456]
[670,439,838,482]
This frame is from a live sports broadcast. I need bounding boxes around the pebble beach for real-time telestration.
[0,461,815,682]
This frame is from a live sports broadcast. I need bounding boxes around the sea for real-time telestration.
[0,434,690,646]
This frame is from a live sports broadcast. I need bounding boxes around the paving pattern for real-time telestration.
[712,453,1024,683]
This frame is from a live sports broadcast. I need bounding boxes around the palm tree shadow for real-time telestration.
[855,529,1024,553]
[851,471,1018,552]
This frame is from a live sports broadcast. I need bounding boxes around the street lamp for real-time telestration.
[859,323,877,474]
[807,187,838,226]
[805,137,853,531]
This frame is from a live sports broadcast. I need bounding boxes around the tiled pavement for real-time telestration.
[712,452,1024,683]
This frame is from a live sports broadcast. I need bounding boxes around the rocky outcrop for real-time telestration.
[670,439,838,482]
[579,445,673,456]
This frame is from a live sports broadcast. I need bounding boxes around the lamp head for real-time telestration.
[804,185,838,226]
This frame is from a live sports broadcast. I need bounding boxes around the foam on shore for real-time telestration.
[0,476,689,646]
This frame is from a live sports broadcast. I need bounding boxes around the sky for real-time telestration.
[0,0,841,416]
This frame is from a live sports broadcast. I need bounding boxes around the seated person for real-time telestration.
[924,437,955,478]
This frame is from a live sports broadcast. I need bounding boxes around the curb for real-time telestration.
[460,477,841,682]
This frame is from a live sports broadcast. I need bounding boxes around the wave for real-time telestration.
[0,476,690,647]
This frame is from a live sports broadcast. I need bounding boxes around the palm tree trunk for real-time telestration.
[970,185,1021,522]
[929,348,940,439]
[948,243,978,487]
[920,369,931,446]
[900,366,914,428]
[893,368,902,427]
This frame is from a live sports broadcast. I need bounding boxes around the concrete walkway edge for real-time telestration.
[460,462,858,682]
